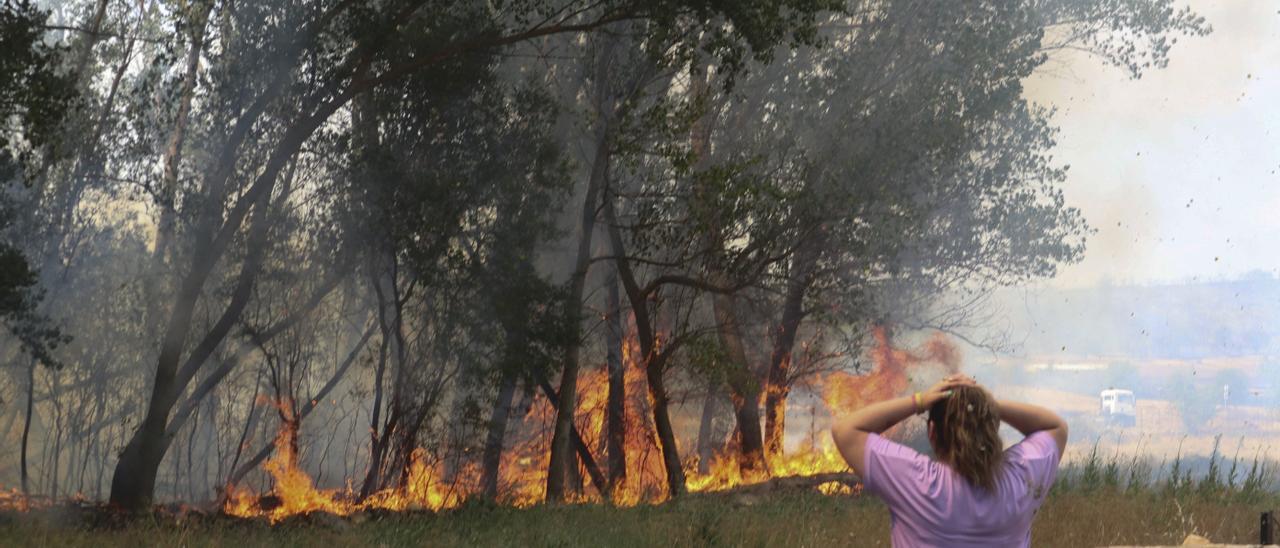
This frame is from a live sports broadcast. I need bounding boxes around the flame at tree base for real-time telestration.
[222,328,953,522]
[0,489,37,512]
[223,427,468,522]
[223,429,862,524]
[0,328,943,520]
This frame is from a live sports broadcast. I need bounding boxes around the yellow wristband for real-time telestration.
[913,392,924,414]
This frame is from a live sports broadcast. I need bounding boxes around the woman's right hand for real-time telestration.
[921,373,978,407]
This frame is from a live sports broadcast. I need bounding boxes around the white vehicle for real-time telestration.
[1099,388,1137,426]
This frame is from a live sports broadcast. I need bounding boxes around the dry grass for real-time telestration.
[0,489,1276,547]
[1,449,1276,547]
[1035,491,1274,546]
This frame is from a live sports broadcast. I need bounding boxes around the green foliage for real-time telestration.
[685,333,732,383]
[0,0,75,177]
[618,0,846,89]
[743,1,1201,332]
[1036,0,1210,77]
[0,0,73,366]
[1054,437,1275,505]
[0,0,1219,507]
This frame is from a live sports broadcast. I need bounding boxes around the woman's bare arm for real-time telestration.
[830,395,913,478]
[831,375,973,477]
[998,400,1068,456]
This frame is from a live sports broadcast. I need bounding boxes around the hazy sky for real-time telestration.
[1023,0,1280,289]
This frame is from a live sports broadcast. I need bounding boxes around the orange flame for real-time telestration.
[0,488,37,512]
[222,325,958,520]
[822,327,960,416]
[222,416,471,522]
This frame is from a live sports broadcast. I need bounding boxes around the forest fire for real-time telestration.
[0,0,1245,544]
[0,489,37,512]
[821,328,961,420]
[222,427,469,521]
[213,327,955,522]
[0,328,947,521]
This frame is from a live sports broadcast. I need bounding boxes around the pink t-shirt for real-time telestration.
[863,431,1061,547]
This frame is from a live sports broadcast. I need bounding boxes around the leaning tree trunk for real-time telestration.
[644,350,687,498]
[109,275,211,509]
[109,95,333,511]
[603,192,687,498]
[534,374,611,498]
[546,63,613,501]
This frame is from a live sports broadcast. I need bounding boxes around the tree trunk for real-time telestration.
[695,378,722,474]
[76,401,98,495]
[360,274,393,498]
[69,0,109,79]
[602,194,686,498]
[109,161,277,511]
[185,405,199,501]
[384,254,414,486]
[534,374,610,499]
[546,95,611,503]
[20,358,35,495]
[604,263,627,487]
[48,373,62,498]
[645,356,686,497]
[687,62,766,477]
[566,449,585,495]
[763,227,821,462]
[714,294,767,476]
[224,369,262,496]
[480,370,518,498]
[153,1,214,265]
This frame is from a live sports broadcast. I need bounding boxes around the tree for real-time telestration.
[685,0,1206,467]
[536,1,844,501]
[0,0,1210,509]
[0,0,77,496]
[94,0,850,511]
[0,0,74,363]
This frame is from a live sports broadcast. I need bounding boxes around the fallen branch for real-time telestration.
[689,472,861,499]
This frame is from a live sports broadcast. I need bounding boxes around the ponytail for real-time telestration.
[927,385,1003,492]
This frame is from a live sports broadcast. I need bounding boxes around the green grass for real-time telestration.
[3,490,1276,547]
[2,448,1277,547]
[1055,435,1275,502]
[0,494,887,548]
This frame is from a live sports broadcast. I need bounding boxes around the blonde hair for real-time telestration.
[927,385,1003,492]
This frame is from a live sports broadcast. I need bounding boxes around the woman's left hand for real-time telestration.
[921,373,977,407]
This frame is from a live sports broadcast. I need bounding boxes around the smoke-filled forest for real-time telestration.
[4,0,1280,545]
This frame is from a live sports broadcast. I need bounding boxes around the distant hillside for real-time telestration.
[991,274,1280,359]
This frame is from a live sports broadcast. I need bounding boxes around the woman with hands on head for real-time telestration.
[831,374,1067,547]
